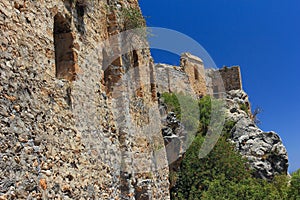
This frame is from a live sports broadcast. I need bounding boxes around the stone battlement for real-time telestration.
[156,53,243,98]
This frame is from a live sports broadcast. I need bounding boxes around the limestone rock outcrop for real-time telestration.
[225,90,289,179]
[161,112,186,164]
[156,53,289,181]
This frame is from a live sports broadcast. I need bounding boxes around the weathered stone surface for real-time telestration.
[226,90,288,179]
[156,63,195,96]
[180,52,207,97]
[156,54,242,99]
[160,107,187,174]
[0,0,169,199]
[0,0,289,198]
[219,66,243,91]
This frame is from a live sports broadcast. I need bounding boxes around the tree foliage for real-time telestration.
[172,134,293,200]
[121,7,146,30]
[161,92,199,136]
[198,96,212,134]
[162,93,299,200]
[172,136,251,199]
[288,169,300,199]
[161,92,181,118]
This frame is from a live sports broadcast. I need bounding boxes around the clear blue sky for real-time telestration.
[139,0,300,173]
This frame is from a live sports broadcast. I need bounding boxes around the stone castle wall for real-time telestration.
[156,54,243,98]
[0,0,244,198]
[218,66,242,92]
[0,0,169,199]
[180,53,207,97]
[155,64,195,96]
[206,66,243,98]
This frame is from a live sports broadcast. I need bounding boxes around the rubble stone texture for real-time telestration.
[155,54,242,99]
[0,0,169,199]
[0,0,289,199]
[218,66,242,92]
[155,63,195,96]
[180,53,207,97]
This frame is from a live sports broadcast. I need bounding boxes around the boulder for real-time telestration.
[226,90,289,179]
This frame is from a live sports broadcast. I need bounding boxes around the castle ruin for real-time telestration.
[0,0,244,199]
[155,52,243,98]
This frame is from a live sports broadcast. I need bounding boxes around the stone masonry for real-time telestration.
[156,53,243,98]
[180,52,207,97]
[155,64,195,96]
[218,66,242,92]
[0,0,169,199]
[0,0,279,199]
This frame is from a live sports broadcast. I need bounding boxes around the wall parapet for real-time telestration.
[155,53,243,98]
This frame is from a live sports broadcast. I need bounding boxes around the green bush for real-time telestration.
[161,92,181,118]
[161,92,200,144]
[288,169,300,199]
[161,93,295,200]
[238,102,249,115]
[121,7,146,30]
[161,93,213,134]
[201,176,287,200]
[173,136,251,199]
[222,120,236,139]
[172,135,291,200]
[198,96,212,134]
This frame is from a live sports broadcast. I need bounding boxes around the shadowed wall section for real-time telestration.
[54,13,79,81]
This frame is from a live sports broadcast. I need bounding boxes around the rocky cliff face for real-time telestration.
[156,60,289,181]
[160,89,289,184]
[225,90,289,179]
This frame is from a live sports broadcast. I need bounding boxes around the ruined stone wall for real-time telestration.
[155,54,243,100]
[155,64,170,93]
[155,64,195,96]
[205,69,226,98]
[0,0,170,199]
[180,53,207,97]
[218,66,242,91]
[205,66,242,98]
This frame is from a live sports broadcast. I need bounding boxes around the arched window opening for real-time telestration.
[75,1,86,34]
[132,50,142,97]
[194,66,199,80]
[133,50,139,68]
[54,13,78,81]
[102,49,111,85]
[149,61,157,100]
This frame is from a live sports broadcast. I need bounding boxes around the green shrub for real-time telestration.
[172,135,291,200]
[173,136,251,199]
[201,176,286,200]
[163,93,293,200]
[288,169,300,199]
[161,92,181,118]
[161,93,227,139]
[121,7,146,30]
[222,120,236,139]
[238,102,249,115]
[198,96,212,134]
[161,92,200,144]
